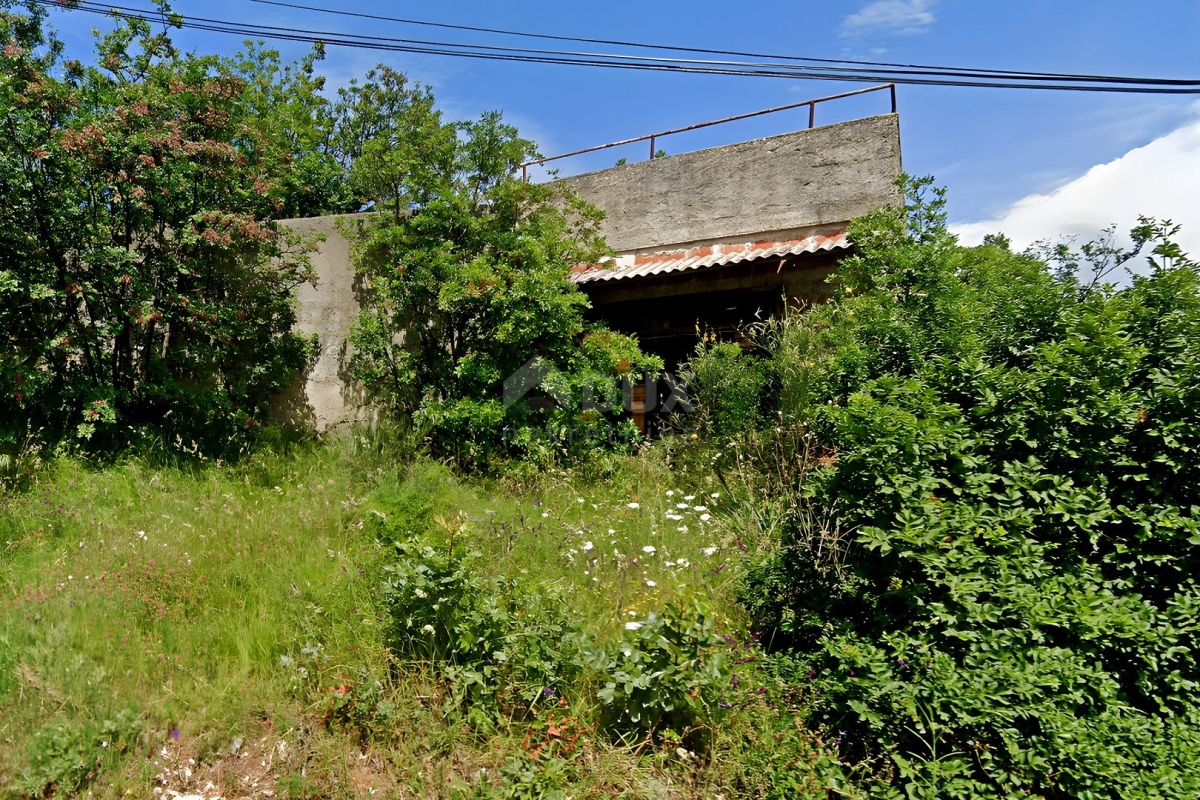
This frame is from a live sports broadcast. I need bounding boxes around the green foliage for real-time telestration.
[342,70,660,470]
[740,176,1200,796]
[382,528,584,719]
[720,657,859,799]
[589,595,734,747]
[479,754,574,799]
[0,1,342,457]
[222,40,359,218]
[678,339,766,436]
[10,712,139,798]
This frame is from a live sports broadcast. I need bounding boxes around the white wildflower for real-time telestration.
[703,546,717,556]
[627,502,640,509]
[677,525,689,533]
[677,558,691,568]
[642,545,657,554]
[583,541,594,551]
[693,505,707,512]
[684,495,696,501]
[645,580,657,587]
[625,621,642,630]
[421,624,435,634]
[700,513,711,521]
[676,503,689,509]
[711,492,720,499]
[666,490,675,497]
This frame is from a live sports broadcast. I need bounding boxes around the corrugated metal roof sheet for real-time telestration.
[571,231,849,284]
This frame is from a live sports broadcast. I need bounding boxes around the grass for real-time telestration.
[0,437,844,798]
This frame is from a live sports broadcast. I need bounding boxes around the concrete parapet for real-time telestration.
[558,114,902,254]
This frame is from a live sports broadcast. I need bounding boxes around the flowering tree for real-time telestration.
[0,1,338,453]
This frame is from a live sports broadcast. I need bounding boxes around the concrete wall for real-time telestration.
[559,113,902,254]
[270,214,372,432]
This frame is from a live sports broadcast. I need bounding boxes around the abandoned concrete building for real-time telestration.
[278,86,903,430]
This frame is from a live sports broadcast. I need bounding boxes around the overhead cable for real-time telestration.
[246,0,1200,89]
[33,0,1200,94]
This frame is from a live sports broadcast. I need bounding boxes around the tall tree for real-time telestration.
[0,1,339,453]
[343,68,660,470]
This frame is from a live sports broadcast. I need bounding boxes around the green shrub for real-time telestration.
[588,595,734,748]
[719,657,856,800]
[10,711,140,798]
[341,76,662,470]
[480,754,574,799]
[678,340,766,436]
[740,177,1200,796]
[382,532,584,719]
[0,3,334,457]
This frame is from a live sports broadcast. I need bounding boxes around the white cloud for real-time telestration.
[841,0,936,38]
[952,111,1200,262]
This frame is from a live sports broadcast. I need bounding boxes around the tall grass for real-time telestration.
[0,437,842,798]
[0,441,390,795]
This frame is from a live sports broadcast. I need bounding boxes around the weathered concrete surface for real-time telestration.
[558,114,902,254]
[270,214,372,432]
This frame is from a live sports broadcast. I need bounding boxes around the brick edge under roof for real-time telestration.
[570,231,850,284]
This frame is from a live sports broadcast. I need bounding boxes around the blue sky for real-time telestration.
[42,0,1200,253]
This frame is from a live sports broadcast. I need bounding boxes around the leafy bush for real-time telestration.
[740,177,1200,796]
[341,71,661,470]
[0,1,339,456]
[719,656,857,800]
[588,595,734,748]
[382,530,584,719]
[481,753,574,800]
[678,339,766,436]
[10,712,140,798]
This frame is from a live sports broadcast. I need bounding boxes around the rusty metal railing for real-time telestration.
[521,82,896,181]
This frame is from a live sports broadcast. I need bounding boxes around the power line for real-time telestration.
[245,0,1200,89]
[33,0,1200,94]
